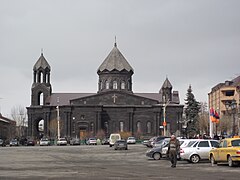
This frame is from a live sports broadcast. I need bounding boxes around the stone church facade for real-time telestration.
[27,42,183,140]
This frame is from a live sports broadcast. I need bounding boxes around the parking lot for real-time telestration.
[0,144,239,180]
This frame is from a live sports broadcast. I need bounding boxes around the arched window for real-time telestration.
[147,122,151,133]
[38,92,44,105]
[113,81,117,89]
[106,81,110,89]
[121,81,125,89]
[90,122,94,133]
[120,121,124,132]
[137,121,141,133]
[100,81,103,90]
[104,121,109,133]
[38,119,44,132]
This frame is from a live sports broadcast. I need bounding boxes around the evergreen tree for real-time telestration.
[184,85,201,137]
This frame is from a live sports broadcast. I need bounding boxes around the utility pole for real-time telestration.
[163,96,170,136]
[57,97,60,139]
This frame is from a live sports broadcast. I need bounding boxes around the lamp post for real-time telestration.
[163,97,170,136]
[56,105,60,139]
[225,100,237,136]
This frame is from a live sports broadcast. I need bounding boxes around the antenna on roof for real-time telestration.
[114,36,117,47]
[41,48,43,55]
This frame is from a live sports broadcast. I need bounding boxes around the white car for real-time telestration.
[161,139,201,157]
[40,138,50,146]
[127,137,136,144]
[180,139,219,163]
[86,138,97,145]
[57,138,67,146]
[109,133,121,147]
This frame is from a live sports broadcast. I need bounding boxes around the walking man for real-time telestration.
[167,134,180,168]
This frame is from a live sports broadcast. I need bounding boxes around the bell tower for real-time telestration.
[160,77,173,102]
[31,52,52,106]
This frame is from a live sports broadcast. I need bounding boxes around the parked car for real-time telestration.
[0,139,6,147]
[209,138,240,167]
[70,138,81,145]
[180,139,219,163]
[57,138,67,146]
[161,139,199,158]
[146,143,169,160]
[86,138,97,145]
[127,137,136,144]
[114,140,128,150]
[101,138,109,145]
[10,139,19,147]
[142,139,150,146]
[147,136,169,148]
[26,139,35,146]
[109,133,121,147]
[153,138,170,148]
[40,138,50,146]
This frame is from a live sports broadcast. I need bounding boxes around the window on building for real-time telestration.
[100,81,103,90]
[104,121,109,133]
[137,121,141,133]
[120,121,124,132]
[113,81,117,89]
[225,90,234,96]
[121,81,125,89]
[147,122,151,133]
[38,92,44,105]
[90,122,94,133]
[106,81,110,89]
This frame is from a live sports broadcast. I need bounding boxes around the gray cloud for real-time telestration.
[1,0,240,116]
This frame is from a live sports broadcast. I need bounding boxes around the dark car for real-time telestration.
[70,138,81,145]
[146,143,168,160]
[147,136,170,148]
[0,139,6,147]
[101,138,109,145]
[114,140,128,150]
[26,139,35,146]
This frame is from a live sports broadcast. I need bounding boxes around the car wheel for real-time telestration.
[210,155,217,165]
[125,147,128,150]
[190,154,200,163]
[228,156,234,167]
[153,153,161,160]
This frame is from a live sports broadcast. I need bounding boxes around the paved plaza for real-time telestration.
[0,144,239,179]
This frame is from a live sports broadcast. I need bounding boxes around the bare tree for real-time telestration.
[198,102,209,135]
[11,105,27,138]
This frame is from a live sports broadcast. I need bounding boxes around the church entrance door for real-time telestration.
[79,130,87,140]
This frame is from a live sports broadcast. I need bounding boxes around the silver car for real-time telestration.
[180,139,219,163]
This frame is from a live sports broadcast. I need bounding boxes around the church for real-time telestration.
[27,42,183,140]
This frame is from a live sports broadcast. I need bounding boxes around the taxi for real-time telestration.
[209,138,240,167]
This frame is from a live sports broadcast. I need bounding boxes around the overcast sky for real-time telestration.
[1,0,240,117]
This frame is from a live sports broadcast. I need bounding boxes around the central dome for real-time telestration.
[97,43,134,73]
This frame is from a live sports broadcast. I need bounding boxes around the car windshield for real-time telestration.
[89,138,96,140]
[232,139,240,146]
[59,138,66,141]
[128,137,135,140]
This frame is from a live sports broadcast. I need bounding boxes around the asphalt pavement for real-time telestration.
[0,144,239,180]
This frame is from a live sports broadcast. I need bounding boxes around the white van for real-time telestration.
[109,133,121,147]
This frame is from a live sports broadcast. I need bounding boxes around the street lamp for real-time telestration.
[162,96,170,136]
[225,100,237,136]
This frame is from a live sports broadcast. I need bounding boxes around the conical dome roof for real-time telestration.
[33,53,51,71]
[98,43,134,73]
[161,77,172,89]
